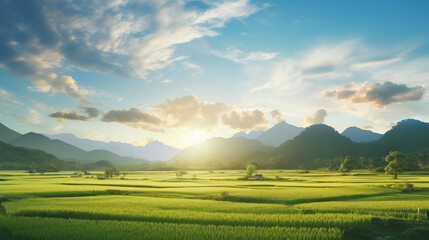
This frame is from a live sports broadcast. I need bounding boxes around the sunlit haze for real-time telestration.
[1,0,428,149]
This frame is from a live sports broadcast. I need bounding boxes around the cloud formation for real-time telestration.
[270,109,284,124]
[216,48,279,63]
[324,81,425,108]
[153,95,231,129]
[84,107,101,118]
[50,107,101,121]
[100,95,269,132]
[0,87,22,106]
[102,108,163,124]
[222,110,268,130]
[249,40,426,96]
[0,0,260,100]
[304,109,327,126]
[49,111,90,122]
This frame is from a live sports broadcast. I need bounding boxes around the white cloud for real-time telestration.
[194,0,259,27]
[324,81,425,108]
[222,109,268,130]
[101,95,270,132]
[242,51,279,61]
[161,79,174,83]
[250,40,428,96]
[31,100,57,111]
[215,47,279,63]
[270,109,284,124]
[352,57,402,69]
[304,109,327,126]
[28,108,42,125]
[0,87,22,106]
[0,0,260,100]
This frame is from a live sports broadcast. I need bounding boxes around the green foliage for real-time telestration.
[176,171,187,178]
[339,156,355,173]
[245,164,257,179]
[385,151,408,179]
[104,167,120,178]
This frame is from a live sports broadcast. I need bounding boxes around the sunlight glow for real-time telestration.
[186,130,209,147]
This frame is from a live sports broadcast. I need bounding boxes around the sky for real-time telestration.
[1,0,429,149]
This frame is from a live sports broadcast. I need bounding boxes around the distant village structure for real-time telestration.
[248,174,264,180]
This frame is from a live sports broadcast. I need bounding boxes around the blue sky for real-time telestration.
[1,0,429,148]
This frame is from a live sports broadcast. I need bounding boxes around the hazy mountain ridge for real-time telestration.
[171,118,429,169]
[0,141,61,164]
[233,130,264,139]
[341,127,382,142]
[0,122,21,143]
[257,121,304,147]
[44,133,180,161]
[10,132,147,164]
[2,119,429,170]
[171,137,274,169]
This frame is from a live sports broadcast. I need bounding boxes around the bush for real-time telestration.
[218,191,230,201]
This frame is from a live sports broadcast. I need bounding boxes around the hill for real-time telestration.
[10,132,147,164]
[0,123,21,143]
[366,119,429,156]
[171,137,274,169]
[270,119,429,169]
[233,130,264,139]
[0,141,65,171]
[257,121,304,147]
[341,127,382,142]
[271,124,360,168]
[44,133,180,161]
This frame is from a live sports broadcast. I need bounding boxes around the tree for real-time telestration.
[245,164,257,179]
[176,171,187,178]
[339,156,355,173]
[104,167,120,178]
[384,151,407,179]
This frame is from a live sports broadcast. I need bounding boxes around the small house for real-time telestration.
[254,174,264,180]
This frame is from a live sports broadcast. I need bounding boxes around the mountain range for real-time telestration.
[9,132,148,164]
[172,119,429,169]
[171,137,274,169]
[235,121,383,146]
[44,133,180,161]
[0,123,148,164]
[1,119,429,170]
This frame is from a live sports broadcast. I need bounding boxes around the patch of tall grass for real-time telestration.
[0,215,343,240]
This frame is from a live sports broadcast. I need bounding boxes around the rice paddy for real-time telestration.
[1,170,429,239]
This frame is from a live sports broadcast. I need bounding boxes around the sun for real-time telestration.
[186,130,208,146]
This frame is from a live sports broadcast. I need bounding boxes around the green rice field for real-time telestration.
[1,170,429,239]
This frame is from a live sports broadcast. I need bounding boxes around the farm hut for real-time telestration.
[254,174,264,180]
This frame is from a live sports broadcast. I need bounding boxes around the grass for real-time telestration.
[0,170,429,239]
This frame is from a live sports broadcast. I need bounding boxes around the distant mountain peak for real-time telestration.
[44,133,179,161]
[257,121,304,147]
[396,118,424,126]
[341,126,382,143]
[233,130,264,139]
